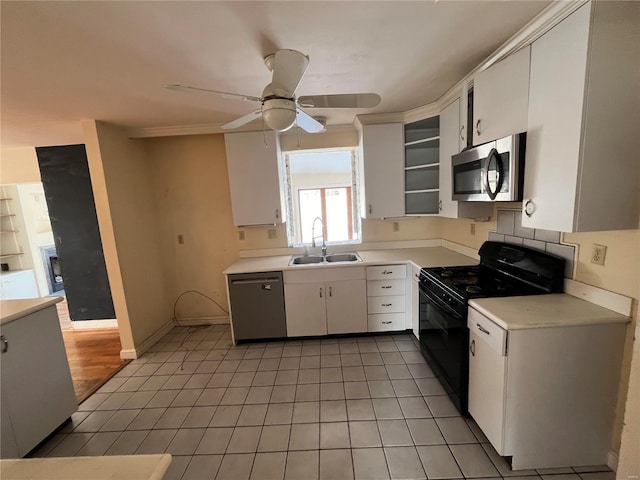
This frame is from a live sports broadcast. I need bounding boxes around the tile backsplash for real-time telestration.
[489,210,575,278]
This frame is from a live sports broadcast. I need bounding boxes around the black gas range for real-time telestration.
[417,241,565,415]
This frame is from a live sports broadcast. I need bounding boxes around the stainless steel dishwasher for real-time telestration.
[227,271,286,341]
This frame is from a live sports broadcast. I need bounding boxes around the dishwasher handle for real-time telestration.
[230,278,281,285]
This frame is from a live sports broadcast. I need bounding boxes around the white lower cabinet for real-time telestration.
[366,265,407,332]
[1,305,77,458]
[284,282,327,337]
[284,267,367,337]
[468,307,626,469]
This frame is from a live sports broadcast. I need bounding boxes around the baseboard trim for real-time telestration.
[607,449,619,472]
[71,319,118,330]
[120,319,175,360]
[175,316,230,326]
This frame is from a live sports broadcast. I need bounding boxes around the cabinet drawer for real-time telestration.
[368,295,405,314]
[368,313,406,332]
[468,307,507,355]
[367,279,406,297]
[366,264,407,280]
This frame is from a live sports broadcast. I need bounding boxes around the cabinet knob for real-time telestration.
[328,287,332,297]
[524,199,535,217]
[438,200,442,211]
[476,119,481,136]
[368,204,372,215]
[469,339,475,357]
[1,335,7,354]
[319,288,323,298]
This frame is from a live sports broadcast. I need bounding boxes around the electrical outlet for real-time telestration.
[393,222,399,232]
[177,234,184,245]
[470,223,476,235]
[238,230,245,241]
[267,229,277,240]
[591,244,607,265]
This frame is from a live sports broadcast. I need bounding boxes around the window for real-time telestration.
[284,149,361,246]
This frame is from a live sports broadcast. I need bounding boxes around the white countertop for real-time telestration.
[0,297,62,326]
[223,246,477,275]
[0,454,171,480]
[469,294,630,330]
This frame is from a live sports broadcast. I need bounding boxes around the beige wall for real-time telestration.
[440,204,640,464]
[144,134,240,319]
[83,120,170,354]
[280,128,358,151]
[0,147,42,183]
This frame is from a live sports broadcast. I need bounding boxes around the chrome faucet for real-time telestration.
[311,217,327,256]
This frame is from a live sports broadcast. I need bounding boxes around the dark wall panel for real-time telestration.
[36,144,115,321]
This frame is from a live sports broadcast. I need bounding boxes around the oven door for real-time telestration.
[418,286,469,415]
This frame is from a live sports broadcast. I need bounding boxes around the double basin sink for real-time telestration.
[289,252,362,265]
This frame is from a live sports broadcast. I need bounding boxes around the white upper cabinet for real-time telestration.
[224,130,285,226]
[358,123,404,218]
[522,2,640,232]
[473,46,530,144]
[439,98,493,219]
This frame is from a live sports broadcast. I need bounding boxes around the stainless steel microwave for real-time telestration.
[451,133,526,201]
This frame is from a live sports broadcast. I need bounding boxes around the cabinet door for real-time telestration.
[326,279,367,334]
[284,282,327,337]
[0,307,77,456]
[439,99,460,218]
[473,46,530,144]
[521,5,589,232]
[225,131,284,226]
[439,99,493,220]
[359,123,404,218]
[468,329,508,454]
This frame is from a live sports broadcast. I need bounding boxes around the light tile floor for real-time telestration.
[32,325,615,480]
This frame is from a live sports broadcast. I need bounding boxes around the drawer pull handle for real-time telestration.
[382,303,392,307]
[382,321,393,325]
[381,286,392,289]
[319,288,323,298]
[476,323,490,335]
[1,336,7,354]
[382,270,392,275]
[470,339,475,356]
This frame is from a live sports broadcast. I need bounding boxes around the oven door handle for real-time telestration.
[482,148,504,200]
[420,288,463,320]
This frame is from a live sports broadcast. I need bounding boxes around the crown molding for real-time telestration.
[353,112,405,128]
[128,123,226,138]
[437,0,588,109]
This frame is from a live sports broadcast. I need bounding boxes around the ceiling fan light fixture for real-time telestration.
[262,98,297,132]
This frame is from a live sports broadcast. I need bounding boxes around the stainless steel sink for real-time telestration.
[290,255,324,265]
[325,253,361,263]
[289,252,362,265]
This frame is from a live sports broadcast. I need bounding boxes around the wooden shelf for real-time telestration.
[405,188,439,194]
[405,164,438,171]
[0,253,24,259]
[404,136,440,147]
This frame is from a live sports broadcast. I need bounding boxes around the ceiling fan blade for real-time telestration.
[271,50,309,97]
[295,108,325,133]
[164,84,262,103]
[221,110,263,130]
[298,93,381,109]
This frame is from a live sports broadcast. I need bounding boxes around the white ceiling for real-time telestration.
[0,1,550,148]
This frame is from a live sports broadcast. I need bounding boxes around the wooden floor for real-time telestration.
[55,297,128,403]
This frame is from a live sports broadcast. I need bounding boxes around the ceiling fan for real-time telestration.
[165,49,381,133]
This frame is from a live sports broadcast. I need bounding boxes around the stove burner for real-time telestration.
[453,276,478,286]
[466,285,482,294]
